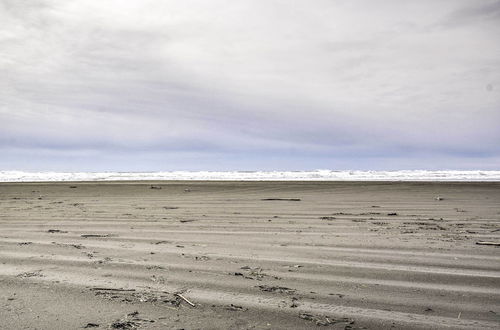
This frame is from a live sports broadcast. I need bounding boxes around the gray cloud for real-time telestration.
[439,0,500,27]
[1,0,499,170]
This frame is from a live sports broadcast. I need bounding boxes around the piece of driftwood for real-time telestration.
[261,198,301,201]
[48,229,68,233]
[475,241,500,246]
[91,287,136,291]
[175,293,195,307]
[81,234,110,238]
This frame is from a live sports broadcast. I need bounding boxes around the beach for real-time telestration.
[0,181,499,329]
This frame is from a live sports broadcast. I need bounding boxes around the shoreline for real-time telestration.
[1,170,500,183]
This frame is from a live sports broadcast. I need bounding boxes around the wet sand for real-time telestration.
[0,181,499,329]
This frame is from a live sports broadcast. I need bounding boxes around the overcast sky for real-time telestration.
[1,0,499,171]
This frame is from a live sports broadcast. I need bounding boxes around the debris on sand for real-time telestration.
[83,323,99,328]
[51,242,85,249]
[163,206,179,209]
[18,242,32,245]
[95,257,112,265]
[47,229,68,233]
[319,216,336,220]
[247,268,266,279]
[110,320,140,329]
[435,196,444,201]
[261,198,301,201]
[175,293,196,307]
[81,234,110,238]
[116,311,156,326]
[91,288,136,292]
[94,288,181,306]
[299,313,315,321]
[236,267,279,280]
[150,185,162,189]
[387,213,398,216]
[179,219,196,223]
[283,264,303,270]
[328,293,345,298]
[299,313,354,327]
[150,275,166,284]
[153,240,170,245]
[257,285,296,294]
[17,270,43,278]
[476,241,500,246]
[69,186,77,189]
[145,265,165,270]
[226,304,246,311]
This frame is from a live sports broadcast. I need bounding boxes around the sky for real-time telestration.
[1,0,499,171]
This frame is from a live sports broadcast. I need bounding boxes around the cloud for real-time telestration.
[0,0,499,170]
[438,0,500,27]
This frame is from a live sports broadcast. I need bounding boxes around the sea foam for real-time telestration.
[1,170,499,182]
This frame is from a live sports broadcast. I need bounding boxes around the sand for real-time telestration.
[0,181,499,329]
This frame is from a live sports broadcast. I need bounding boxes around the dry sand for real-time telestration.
[0,181,499,329]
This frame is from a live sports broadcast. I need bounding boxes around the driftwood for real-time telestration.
[91,287,136,292]
[261,198,301,201]
[81,234,110,238]
[175,293,195,307]
[48,229,68,233]
[475,241,500,246]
